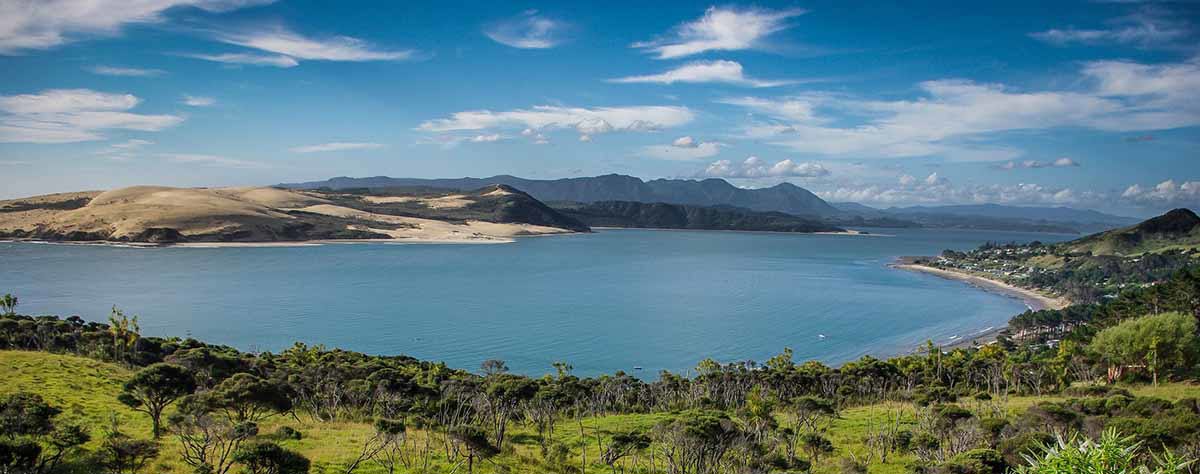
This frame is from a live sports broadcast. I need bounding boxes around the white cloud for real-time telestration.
[578,134,592,142]
[471,134,502,143]
[998,157,1081,169]
[701,156,830,178]
[417,105,694,137]
[183,52,299,68]
[0,0,274,54]
[610,60,791,87]
[484,10,570,49]
[161,153,266,168]
[88,65,166,77]
[182,95,215,107]
[1030,9,1190,48]
[1122,179,1200,205]
[289,142,386,153]
[217,26,415,62]
[633,6,805,59]
[110,138,153,149]
[725,57,1200,160]
[818,173,1096,207]
[641,140,723,161]
[672,136,697,148]
[0,89,183,143]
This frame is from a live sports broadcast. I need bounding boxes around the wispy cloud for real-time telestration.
[216,26,415,63]
[724,57,1200,160]
[484,10,571,49]
[161,153,266,168]
[701,156,830,179]
[182,95,215,107]
[1030,8,1191,48]
[633,6,806,59]
[87,65,165,77]
[0,89,183,143]
[183,52,299,68]
[610,60,792,87]
[418,105,695,141]
[997,157,1080,170]
[0,0,274,54]
[289,142,386,153]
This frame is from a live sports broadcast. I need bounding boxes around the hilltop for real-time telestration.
[1060,208,1200,256]
[0,184,588,244]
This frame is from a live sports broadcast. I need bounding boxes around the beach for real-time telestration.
[891,261,1070,350]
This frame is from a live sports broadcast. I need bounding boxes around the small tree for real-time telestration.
[0,294,17,316]
[207,373,292,423]
[99,417,159,474]
[1090,312,1199,384]
[118,363,196,438]
[233,442,310,474]
[169,395,258,474]
[448,426,497,474]
[107,307,140,365]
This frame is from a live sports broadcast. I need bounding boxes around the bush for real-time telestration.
[233,442,309,474]
[274,426,302,441]
[999,431,1055,467]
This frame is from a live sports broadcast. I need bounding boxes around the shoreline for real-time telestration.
[592,226,887,237]
[890,261,1070,350]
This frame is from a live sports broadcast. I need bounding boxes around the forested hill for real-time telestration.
[555,200,845,233]
[282,174,841,218]
[1060,208,1200,256]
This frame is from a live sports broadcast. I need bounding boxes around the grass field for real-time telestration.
[3,350,1198,473]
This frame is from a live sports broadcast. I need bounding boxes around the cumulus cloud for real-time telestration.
[610,60,791,87]
[417,105,694,138]
[1030,9,1191,48]
[0,0,274,54]
[1122,179,1200,206]
[633,6,805,59]
[183,52,299,68]
[0,89,183,143]
[215,26,415,63]
[724,57,1200,160]
[818,173,1092,207]
[182,95,215,107]
[88,65,165,77]
[998,157,1080,169]
[289,142,386,153]
[701,156,830,178]
[484,10,570,49]
[471,134,502,143]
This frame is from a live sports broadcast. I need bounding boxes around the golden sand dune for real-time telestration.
[0,185,584,244]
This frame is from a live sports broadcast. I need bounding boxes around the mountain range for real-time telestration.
[285,175,1139,234]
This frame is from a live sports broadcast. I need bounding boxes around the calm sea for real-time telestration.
[0,228,1071,376]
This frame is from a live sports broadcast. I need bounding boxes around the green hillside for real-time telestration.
[1062,208,1200,256]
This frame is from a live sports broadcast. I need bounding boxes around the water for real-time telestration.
[0,228,1071,377]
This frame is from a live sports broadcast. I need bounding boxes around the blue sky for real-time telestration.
[1,0,1197,216]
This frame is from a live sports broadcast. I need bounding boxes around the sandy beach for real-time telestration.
[891,262,1070,350]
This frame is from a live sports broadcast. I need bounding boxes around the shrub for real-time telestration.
[274,426,302,441]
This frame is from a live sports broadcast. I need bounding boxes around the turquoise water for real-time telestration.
[0,228,1070,376]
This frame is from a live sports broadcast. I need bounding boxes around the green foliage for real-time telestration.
[120,363,196,438]
[1091,312,1199,383]
[1016,429,1192,474]
[232,442,309,474]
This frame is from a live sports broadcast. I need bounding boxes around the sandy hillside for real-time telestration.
[0,185,584,244]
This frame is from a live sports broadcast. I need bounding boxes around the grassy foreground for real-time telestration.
[4,350,1199,473]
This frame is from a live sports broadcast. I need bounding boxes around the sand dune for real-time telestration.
[0,185,582,244]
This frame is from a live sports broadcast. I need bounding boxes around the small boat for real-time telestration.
[817,334,827,339]
[633,366,643,370]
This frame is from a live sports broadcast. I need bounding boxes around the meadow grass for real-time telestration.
[3,350,1197,473]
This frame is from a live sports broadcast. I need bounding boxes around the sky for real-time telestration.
[1,0,1198,216]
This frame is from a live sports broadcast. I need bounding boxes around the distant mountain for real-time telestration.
[282,174,841,218]
[831,202,1137,234]
[1061,208,1200,256]
[556,201,844,233]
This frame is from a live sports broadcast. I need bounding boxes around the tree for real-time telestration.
[118,363,196,438]
[801,433,834,463]
[601,430,650,472]
[169,395,258,474]
[233,442,309,474]
[107,307,140,365]
[0,392,89,474]
[206,373,292,423]
[480,359,508,377]
[0,294,16,316]
[652,410,742,474]
[481,375,536,449]
[99,418,159,474]
[1090,312,1199,384]
[448,426,497,474]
